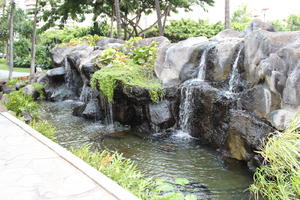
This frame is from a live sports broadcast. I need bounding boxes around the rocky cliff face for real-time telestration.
[43,20,299,170]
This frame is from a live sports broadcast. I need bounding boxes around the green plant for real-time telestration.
[71,145,154,199]
[3,90,38,116]
[0,58,6,63]
[249,117,300,200]
[31,83,45,99]
[91,38,163,102]
[30,120,57,141]
[71,145,198,200]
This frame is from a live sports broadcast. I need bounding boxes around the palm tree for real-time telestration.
[114,0,121,39]
[225,0,230,29]
[155,0,163,36]
[30,0,39,76]
[8,0,14,80]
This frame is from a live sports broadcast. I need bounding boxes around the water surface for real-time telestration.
[39,101,252,200]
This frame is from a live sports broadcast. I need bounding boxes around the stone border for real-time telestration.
[0,112,140,200]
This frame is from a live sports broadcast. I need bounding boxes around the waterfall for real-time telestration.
[197,49,208,81]
[64,59,73,89]
[102,97,114,129]
[263,88,272,114]
[228,47,243,92]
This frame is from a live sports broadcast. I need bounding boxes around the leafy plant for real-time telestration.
[3,90,38,116]
[30,120,56,141]
[91,38,163,102]
[249,117,300,200]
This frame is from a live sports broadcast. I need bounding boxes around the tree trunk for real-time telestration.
[8,0,14,80]
[30,0,38,76]
[155,0,163,36]
[224,0,230,29]
[114,0,121,39]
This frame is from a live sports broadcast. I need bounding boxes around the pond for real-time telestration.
[39,101,252,200]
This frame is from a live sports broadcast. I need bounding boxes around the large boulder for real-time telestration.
[155,37,209,85]
[267,109,300,130]
[148,100,175,129]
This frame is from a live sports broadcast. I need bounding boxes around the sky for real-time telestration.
[169,0,300,23]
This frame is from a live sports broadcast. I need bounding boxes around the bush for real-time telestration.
[145,19,223,42]
[91,38,163,102]
[3,90,38,116]
[249,117,300,200]
[30,120,56,141]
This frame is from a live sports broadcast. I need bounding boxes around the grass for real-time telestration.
[249,116,300,200]
[30,120,57,142]
[0,63,30,73]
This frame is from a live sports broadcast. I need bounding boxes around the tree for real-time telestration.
[40,0,215,38]
[114,0,121,39]
[8,0,14,80]
[30,0,39,76]
[224,0,230,29]
[286,14,300,31]
[155,0,163,36]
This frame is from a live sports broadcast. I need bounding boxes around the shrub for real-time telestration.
[145,19,223,42]
[30,120,56,141]
[249,117,300,200]
[91,38,163,102]
[3,90,38,116]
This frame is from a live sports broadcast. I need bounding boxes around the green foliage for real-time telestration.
[6,77,28,87]
[231,4,251,31]
[58,34,101,47]
[31,83,45,99]
[175,178,189,186]
[71,145,154,199]
[270,14,300,32]
[91,38,163,102]
[146,19,223,42]
[30,120,56,141]
[3,90,38,116]
[0,58,5,63]
[249,117,300,200]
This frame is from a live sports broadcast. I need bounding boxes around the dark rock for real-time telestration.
[21,111,33,124]
[15,83,27,90]
[237,85,281,118]
[72,102,86,117]
[82,99,101,120]
[22,85,39,100]
[225,110,275,161]
[81,63,99,80]
[149,100,175,129]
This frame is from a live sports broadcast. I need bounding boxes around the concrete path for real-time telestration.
[0,70,29,79]
[0,112,139,200]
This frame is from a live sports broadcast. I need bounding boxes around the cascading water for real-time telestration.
[197,49,208,81]
[228,47,243,93]
[64,59,73,88]
[102,97,114,129]
[175,49,209,138]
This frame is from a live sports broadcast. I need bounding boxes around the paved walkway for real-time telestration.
[0,70,29,79]
[0,112,137,200]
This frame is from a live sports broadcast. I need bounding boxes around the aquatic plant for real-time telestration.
[30,120,57,142]
[249,117,300,200]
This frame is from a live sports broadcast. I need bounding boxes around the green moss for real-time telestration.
[91,38,163,103]
[91,60,163,102]
[249,116,300,200]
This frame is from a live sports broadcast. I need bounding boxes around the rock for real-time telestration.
[282,65,300,109]
[50,45,76,66]
[82,99,101,120]
[81,63,99,80]
[15,83,27,90]
[211,29,241,41]
[22,85,39,100]
[237,85,281,118]
[96,38,125,50]
[47,84,77,101]
[0,103,7,112]
[267,109,300,130]
[21,111,33,124]
[137,36,170,48]
[47,66,66,77]
[241,19,275,37]
[149,100,175,128]
[226,110,275,161]
[155,37,209,85]
[72,101,86,117]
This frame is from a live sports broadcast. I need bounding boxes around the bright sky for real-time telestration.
[170,0,300,23]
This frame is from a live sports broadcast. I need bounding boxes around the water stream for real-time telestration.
[39,101,252,200]
[228,47,243,93]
